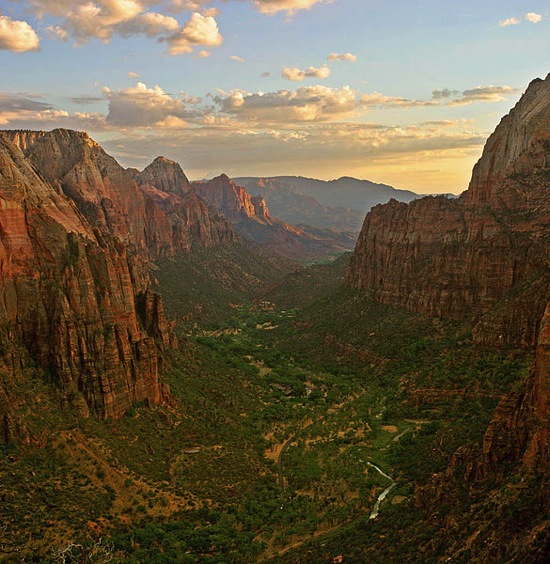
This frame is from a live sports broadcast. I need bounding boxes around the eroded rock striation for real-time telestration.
[0,133,168,435]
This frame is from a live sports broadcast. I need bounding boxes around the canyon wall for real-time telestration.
[347,75,550,477]
[0,130,239,439]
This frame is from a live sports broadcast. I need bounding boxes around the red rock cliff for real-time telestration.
[0,133,171,435]
[4,130,238,259]
[346,75,550,481]
[347,75,550,348]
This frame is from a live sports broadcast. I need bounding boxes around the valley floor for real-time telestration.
[0,252,547,562]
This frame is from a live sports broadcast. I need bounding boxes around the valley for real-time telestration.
[0,74,549,562]
[1,250,538,561]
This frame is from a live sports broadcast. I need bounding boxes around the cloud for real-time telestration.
[165,12,222,55]
[0,15,40,52]
[525,12,543,23]
[360,92,436,108]
[327,52,357,62]
[499,17,521,27]
[116,12,180,38]
[231,55,245,63]
[128,71,140,78]
[69,95,105,104]
[451,85,518,105]
[282,64,331,81]
[0,92,105,129]
[432,88,460,99]
[252,0,329,15]
[214,85,358,123]
[104,81,204,127]
[0,93,53,113]
[31,1,209,50]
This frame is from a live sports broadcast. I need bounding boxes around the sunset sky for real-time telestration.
[1,0,549,193]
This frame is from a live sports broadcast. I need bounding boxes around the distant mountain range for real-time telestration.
[235,176,421,231]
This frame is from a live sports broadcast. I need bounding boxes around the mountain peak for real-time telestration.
[137,155,190,196]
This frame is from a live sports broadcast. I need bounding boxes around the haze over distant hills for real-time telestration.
[235,175,421,231]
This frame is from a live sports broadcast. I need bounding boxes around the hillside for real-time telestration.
[235,175,420,230]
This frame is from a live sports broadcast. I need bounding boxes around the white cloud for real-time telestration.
[128,71,140,77]
[231,55,245,63]
[166,12,222,55]
[327,52,357,62]
[215,85,358,123]
[525,12,543,23]
[0,15,40,52]
[499,17,521,27]
[104,81,204,127]
[252,0,329,15]
[282,64,331,81]
[46,25,69,41]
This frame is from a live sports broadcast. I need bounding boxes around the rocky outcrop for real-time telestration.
[193,174,356,261]
[136,156,190,196]
[347,75,550,348]
[0,133,171,433]
[192,174,272,224]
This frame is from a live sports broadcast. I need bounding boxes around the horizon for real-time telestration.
[1,1,549,194]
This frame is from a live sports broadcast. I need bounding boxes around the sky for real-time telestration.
[0,1,549,194]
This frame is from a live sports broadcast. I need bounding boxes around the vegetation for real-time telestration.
[0,247,543,562]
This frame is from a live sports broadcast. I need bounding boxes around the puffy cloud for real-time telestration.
[166,12,222,55]
[525,12,543,23]
[282,64,331,81]
[327,52,357,62]
[0,15,40,52]
[46,25,69,41]
[252,0,329,15]
[43,3,222,53]
[499,17,520,27]
[215,85,358,123]
[104,81,204,127]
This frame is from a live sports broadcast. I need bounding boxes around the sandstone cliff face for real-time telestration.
[4,130,238,260]
[136,161,239,254]
[346,75,550,500]
[347,75,550,348]
[0,133,171,436]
